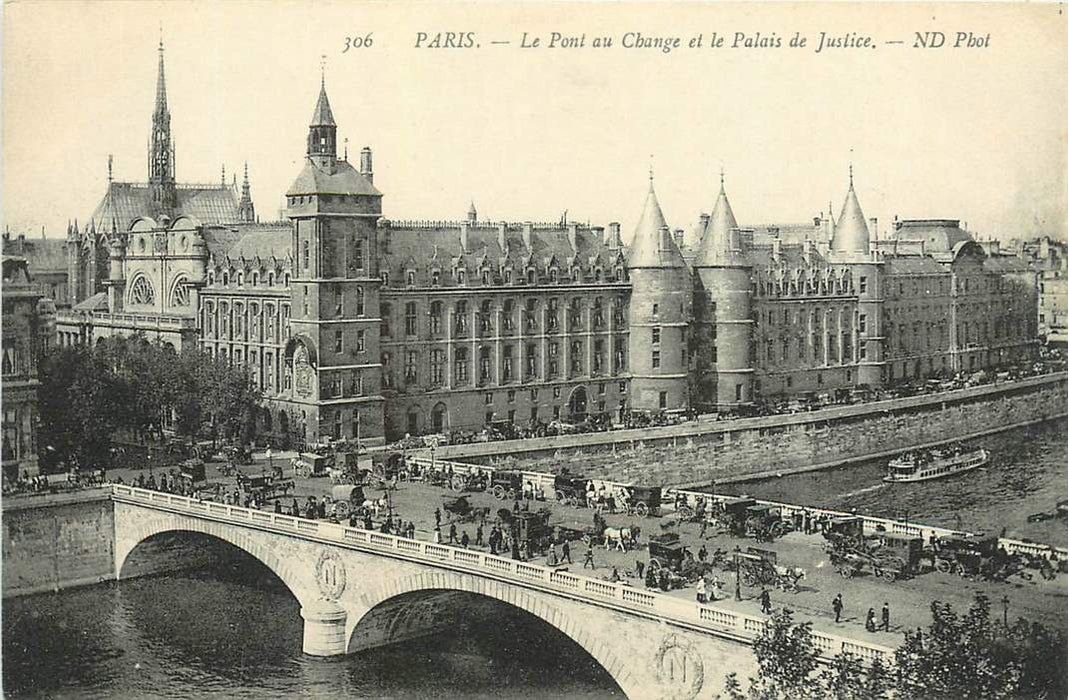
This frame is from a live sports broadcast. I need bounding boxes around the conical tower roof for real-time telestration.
[831,168,870,255]
[628,178,686,269]
[695,173,742,266]
[310,81,336,127]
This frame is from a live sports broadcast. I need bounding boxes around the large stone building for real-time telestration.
[1009,236,1068,346]
[2,256,55,478]
[49,46,1038,448]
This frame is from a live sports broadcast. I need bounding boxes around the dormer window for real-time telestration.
[457,269,466,286]
[595,269,602,282]
[381,270,390,285]
[504,269,512,284]
[407,270,416,286]
[481,270,490,285]
[431,270,440,287]
[526,269,536,284]
[550,269,558,283]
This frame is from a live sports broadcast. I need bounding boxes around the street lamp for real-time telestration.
[1001,595,1010,627]
[734,549,742,601]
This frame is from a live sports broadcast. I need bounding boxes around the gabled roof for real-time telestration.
[287,159,381,197]
[627,181,685,269]
[73,291,108,312]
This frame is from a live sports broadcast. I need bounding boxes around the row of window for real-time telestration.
[207,269,291,288]
[380,297,626,338]
[202,299,291,343]
[382,264,626,289]
[380,340,626,389]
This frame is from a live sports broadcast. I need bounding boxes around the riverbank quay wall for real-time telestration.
[430,372,1068,486]
[1,488,224,598]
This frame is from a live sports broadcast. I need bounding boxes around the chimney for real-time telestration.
[522,222,533,250]
[591,225,604,244]
[869,217,878,241]
[673,228,684,249]
[567,221,578,252]
[460,222,469,253]
[498,223,507,251]
[607,222,622,251]
[360,146,373,183]
[772,239,781,260]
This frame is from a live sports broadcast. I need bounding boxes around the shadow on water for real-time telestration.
[3,539,621,699]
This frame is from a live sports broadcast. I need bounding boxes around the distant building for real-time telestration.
[1009,236,1068,346]
[45,46,1039,448]
[2,256,55,478]
[1,231,71,307]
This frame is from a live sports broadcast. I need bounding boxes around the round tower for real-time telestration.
[106,234,127,312]
[626,175,691,413]
[693,172,754,409]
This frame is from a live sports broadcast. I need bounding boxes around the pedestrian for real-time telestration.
[760,588,772,615]
[433,525,442,544]
[449,523,457,544]
[635,560,645,580]
[476,523,484,547]
[611,566,621,582]
[434,507,441,527]
[562,539,572,564]
[645,567,658,589]
[274,500,282,514]
[699,518,708,539]
[833,593,844,623]
[513,499,520,514]
[461,531,470,548]
[583,547,595,569]
[881,602,890,632]
[291,498,299,516]
[698,544,708,562]
[865,608,876,632]
[696,577,707,603]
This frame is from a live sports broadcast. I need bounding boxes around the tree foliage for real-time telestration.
[37,336,263,470]
[720,597,1065,700]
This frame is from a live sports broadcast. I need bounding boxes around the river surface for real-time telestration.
[3,560,622,698]
[717,417,1068,547]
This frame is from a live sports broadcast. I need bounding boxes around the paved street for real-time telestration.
[110,449,1068,647]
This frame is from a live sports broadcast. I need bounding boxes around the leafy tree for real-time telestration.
[895,594,1066,699]
[746,608,823,700]
[819,652,868,700]
[37,346,125,472]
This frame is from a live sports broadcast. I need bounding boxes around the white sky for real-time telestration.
[3,2,1066,242]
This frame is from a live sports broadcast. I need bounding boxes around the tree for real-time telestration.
[894,594,1066,699]
[745,608,823,700]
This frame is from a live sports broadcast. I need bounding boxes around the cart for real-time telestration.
[744,504,789,542]
[490,470,524,500]
[293,452,331,479]
[330,484,367,519]
[737,547,779,587]
[712,496,758,536]
[236,472,294,501]
[626,485,662,517]
[554,473,589,507]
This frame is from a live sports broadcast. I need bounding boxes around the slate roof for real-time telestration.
[202,223,292,264]
[891,219,972,253]
[0,237,68,273]
[884,255,948,275]
[72,291,108,312]
[287,159,381,197]
[831,183,870,254]
[89,181,241,232]
[628,182,686,269]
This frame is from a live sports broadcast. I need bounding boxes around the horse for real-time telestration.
[774,565,806,592]
[603,526,641,552]
[361,497,390,517]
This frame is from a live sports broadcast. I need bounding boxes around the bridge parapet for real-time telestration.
[111,484,895,667]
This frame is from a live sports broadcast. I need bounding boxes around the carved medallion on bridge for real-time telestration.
[315,551,347,599]
[653,633,704,700]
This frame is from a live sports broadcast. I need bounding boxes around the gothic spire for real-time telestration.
[148,31,176,213]
[154,32,168,121]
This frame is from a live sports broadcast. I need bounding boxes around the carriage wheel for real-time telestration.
[336,502,349,518]
[635,502,649,518]
[935,559,953,575]
[648,559,662,574]
[677,506,694,521]
[508,489,517,501]
[838,567,854,579]
[493,485,506,499]
[881,568,898,582]
[451,476,465,492]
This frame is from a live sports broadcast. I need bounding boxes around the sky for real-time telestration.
[3,2,1066,244]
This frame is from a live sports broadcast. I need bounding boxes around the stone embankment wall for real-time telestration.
[441,373,1068,486]
[2,489,115,597]
[1,489,228,598]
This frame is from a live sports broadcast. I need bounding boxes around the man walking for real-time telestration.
[434,507,441,527]
[562,539,572,564]
[475,523,484,547]
[583,546,595,569]
[760,588,772,615]
[448,522,457,544]
[881,602,890,632]
[833,593,844,623]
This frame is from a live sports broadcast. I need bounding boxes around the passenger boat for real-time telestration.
[883,445,989,483]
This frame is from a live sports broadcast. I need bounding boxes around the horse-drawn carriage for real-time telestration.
[293,452,331,479]
[236,471,294,501]
[223,444,254,466]
[646,533,705,587]
[928,533,1024,581]
[449,469,488,493]
[624,485,662,517]
[442,495,490,524]
[499,508,553,557]
[490,470,524,500]
[329,484,368,519]
[554,473,589,507]
[712,496,758,536]
[735,547,806,592]
[744,504,790,542]
[824,523,915,582]
[673,493,707,522]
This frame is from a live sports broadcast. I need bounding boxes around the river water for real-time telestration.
[4,419,1066,697]
[716,417,1068,547]
[3,560,622,698]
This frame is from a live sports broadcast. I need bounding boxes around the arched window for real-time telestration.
[170,275,191,307]
[130,275,155,305]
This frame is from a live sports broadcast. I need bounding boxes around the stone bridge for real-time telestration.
[112,485,893,700]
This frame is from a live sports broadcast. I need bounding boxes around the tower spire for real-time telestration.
[237,161,255,223]
[148,31,176,213]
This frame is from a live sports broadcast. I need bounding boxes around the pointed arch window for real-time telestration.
[130,275,155,305]
[170,275,191,307]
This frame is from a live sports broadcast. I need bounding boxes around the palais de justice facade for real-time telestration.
[53,45,1038,447]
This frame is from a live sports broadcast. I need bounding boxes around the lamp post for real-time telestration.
[1001,595,1010,627]
[734,549,742,601]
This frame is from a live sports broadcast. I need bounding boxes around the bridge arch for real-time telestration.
[114,516,314,611]
[348,570,634,696]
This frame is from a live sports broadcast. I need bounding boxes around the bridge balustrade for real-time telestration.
[112,484,897,664]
